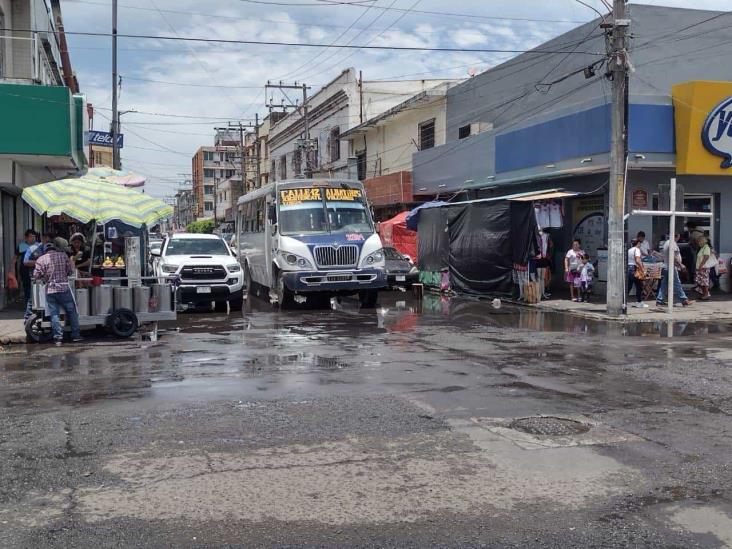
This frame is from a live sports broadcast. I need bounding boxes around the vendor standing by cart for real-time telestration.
[33,237,82,346]
[69,233,92,277]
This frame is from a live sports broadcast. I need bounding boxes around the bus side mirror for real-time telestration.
[268,204,277,224]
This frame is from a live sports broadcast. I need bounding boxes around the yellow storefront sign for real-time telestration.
[673,80,732,175]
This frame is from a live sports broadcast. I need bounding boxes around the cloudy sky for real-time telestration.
[59,0,729,197]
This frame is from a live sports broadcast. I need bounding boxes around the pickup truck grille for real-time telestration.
[314,245,359,268]
[180,265,227,281]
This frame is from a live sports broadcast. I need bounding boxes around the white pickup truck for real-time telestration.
[152,233,244,310]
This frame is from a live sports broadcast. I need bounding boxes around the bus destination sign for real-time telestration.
[280,187,363,205]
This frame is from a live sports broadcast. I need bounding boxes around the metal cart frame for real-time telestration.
[25,276,178,343]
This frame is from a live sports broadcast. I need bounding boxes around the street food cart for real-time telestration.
[21,172,176,343]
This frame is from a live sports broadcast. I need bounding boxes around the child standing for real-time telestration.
[578,254,595,303]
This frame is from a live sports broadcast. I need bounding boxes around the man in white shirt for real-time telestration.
[656,234,694,307]
[636,231,651,257]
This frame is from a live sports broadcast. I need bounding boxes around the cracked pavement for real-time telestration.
[1,292,732,547]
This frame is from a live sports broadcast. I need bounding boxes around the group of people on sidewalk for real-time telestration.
[9,229,84,345]
[560,228,722,309]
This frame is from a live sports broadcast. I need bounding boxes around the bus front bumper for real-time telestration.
[283,268,387,293]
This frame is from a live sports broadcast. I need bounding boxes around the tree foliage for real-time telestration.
[186,219,215,234]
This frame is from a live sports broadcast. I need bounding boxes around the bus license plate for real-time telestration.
[396,275,406,282]
[197,286,212,294]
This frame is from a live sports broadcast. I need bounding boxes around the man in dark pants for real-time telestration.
[33,238,82,346]
[11,229,37,305]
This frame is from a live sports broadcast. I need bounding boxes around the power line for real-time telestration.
[237,0,589,23]
[5,28,603,54]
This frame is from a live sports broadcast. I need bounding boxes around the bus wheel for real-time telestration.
[244,262,253,297]
[358,290,378,308]
[275,273,294,309]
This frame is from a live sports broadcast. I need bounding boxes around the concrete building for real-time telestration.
[216,176,242,224]
[0,0,85,308]
[174,188,196,230]
[243,115,273,194]
[268,68,456,184]
[191,130,240,220]
[340,80,461,219]
[411,4,732,278]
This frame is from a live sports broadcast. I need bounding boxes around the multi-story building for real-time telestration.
[267,68,454,184]
[242,114,274,194]
[0,0,85,308]
[340,80,461,219]
[174,188,196,231]
[411,4,732,278]
[191,130,240,220]
[216,176,242,224]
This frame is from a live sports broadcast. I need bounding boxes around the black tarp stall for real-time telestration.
[417,199,538,294]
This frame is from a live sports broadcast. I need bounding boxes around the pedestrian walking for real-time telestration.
[656,234,695,308]
[564,239,584,302]
[627,240,647,308]
[33,237,82,346]
[695,236,712,301]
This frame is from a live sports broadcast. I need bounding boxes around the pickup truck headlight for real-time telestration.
[361,249,385,268]
[161,264,179,273]
[279,251,313,270]
[227,263,241,273]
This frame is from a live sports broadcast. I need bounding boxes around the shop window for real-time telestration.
[419,119,436,150]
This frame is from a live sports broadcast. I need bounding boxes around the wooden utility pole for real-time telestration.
[606,0,630,316]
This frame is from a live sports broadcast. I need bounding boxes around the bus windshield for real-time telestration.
[278,187,374,236]
[326,200,372,234]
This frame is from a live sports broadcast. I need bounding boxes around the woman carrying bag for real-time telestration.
[695,236,714,301]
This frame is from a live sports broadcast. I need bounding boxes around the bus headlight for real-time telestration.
[280,251,313,270]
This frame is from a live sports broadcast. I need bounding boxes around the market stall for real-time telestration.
[378,211,418,262]
[21,173,175,342]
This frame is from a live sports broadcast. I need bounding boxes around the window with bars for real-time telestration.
[356,151,367,181]
[329,127,341,163]
[419,119,436,150]
[279,155,287,180]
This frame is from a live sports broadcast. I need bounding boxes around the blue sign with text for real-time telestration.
[88,130,124,148]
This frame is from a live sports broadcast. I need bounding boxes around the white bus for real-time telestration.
[236,179,387,307]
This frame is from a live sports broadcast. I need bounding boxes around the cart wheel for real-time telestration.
[25,314,53,343]
[106,308,139,338]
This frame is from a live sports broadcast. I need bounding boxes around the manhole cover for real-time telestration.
[509,416,590,436]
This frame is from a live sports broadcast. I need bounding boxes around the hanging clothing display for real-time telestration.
[533,199,564,229]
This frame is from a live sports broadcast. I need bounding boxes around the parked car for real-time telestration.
[151,233,243,310]
[383,247,418,288]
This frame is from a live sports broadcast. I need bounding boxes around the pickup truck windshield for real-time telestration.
[165,238,230,256]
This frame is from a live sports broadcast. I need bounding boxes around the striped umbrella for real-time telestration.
[22,175,172,228]
[86,167,146,188]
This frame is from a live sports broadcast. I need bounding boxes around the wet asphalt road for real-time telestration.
[2,292,732,548]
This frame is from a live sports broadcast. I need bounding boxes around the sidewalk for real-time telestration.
[530,295,732,323]
[0,308,26,345]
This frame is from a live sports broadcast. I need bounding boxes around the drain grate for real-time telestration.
[509,416,590,436]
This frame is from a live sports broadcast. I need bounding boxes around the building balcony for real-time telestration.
[0,83,87,169]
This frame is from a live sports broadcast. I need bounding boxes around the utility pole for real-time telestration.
[266,81,314,179]
[254,113,261,189]
[215,120,259,198]
[111,0,120,170]
[605,0,630,317]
